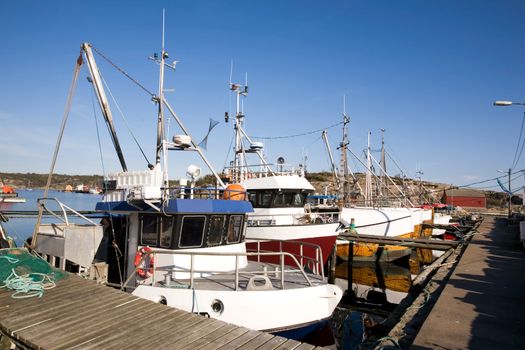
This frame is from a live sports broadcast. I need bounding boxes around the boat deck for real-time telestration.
[0,273,326,349]
[156,261,326,291]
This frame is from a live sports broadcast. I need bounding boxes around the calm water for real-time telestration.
[0,189,102,246]
[1,190,419,348]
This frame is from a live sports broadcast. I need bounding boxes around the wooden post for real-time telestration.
[328,245,337,284]
[347,241,354,299]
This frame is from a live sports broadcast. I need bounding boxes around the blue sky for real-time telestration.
[1,0,524,190]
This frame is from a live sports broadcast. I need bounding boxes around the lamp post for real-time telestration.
[494,100,525,218]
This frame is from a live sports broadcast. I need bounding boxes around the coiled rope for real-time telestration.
[0,256,57,299]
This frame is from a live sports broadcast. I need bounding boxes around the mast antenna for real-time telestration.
[229,60,234,86]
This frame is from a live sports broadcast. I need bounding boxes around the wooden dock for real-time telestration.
[0,274,326,350]
[338,232,460,251]
[410,216,525,349]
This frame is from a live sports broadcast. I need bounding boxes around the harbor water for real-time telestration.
[0,189,102,246]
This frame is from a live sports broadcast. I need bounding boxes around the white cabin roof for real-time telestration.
[241,175,315,191]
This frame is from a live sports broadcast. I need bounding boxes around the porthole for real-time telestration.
[210,299,224,315]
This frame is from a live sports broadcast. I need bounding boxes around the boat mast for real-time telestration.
[379,128,386,200]
[322,130,340,191]
[230,78,248,183]
[339,95,350,206]
[155,10,170,197]
[365,131,373,206]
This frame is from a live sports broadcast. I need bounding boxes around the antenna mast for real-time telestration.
[230,72,249,183]
[365,131,373,206]
[339,95,351,206]
[380,128,386,199]
[150,9,178,197]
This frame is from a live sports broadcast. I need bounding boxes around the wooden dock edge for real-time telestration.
[368,219,481,349]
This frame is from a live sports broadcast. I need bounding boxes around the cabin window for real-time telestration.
[293,193,305,207]
[273,192,294,207]
[160,216,174,248]
[227,215,243,243]
[260,191,273,207]
[248,190,307,208]
[208,215,225,246]
[248,190,274,208]
[248,192,257,207]
[179,216,206,248]
[141,215,158,246]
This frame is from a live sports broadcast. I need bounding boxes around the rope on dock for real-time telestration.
[0,256,56,298]
[0,249,65,299]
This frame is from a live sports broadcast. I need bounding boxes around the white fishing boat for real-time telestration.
[334,118,434,262]
[30,30,342,339]
[222,81,340,266]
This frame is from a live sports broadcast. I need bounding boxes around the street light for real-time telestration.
[494,101,525,106]
[497,169,512,218]
[494,100,525,218]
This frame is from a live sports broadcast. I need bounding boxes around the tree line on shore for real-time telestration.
[1,171,513,208]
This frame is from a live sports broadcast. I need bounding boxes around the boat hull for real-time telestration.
[132,283,342,334]
[338,207,434,263]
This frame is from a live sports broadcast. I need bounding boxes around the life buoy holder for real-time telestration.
[134,246,154,279]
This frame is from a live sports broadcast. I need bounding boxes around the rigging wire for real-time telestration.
[385,148,408,179]
[512,111,525,169]
[92,46,155,97]
[249,121,344,140]
[99,74,152,167]
[90,89,124,286]
[222,133,235,170]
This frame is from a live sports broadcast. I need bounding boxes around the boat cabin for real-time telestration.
[137,212,246,250]
[242,174,315,209]
[247,189,309,209]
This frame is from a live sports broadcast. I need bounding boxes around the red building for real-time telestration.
[442,189,486,208]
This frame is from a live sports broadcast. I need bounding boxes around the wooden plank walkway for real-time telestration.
[411,216,525,349]
[338,232,460,250]
[0,274,326,350]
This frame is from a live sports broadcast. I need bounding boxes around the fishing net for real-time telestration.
[0,248,68,298]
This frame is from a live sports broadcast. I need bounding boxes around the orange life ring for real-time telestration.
[134,246,154,279]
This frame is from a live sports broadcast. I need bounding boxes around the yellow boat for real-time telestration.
[336,239,412,263]
[335,262,412,293]
[336,206,436,263]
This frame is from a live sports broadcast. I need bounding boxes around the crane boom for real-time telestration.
[81,42,127,172]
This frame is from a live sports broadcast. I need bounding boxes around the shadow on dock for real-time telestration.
[411,216,525,349]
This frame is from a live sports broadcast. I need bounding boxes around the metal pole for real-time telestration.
[508,168,512,218]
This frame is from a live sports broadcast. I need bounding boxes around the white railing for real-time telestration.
[247,211,340,226]
[36,198,98,226]
[246,238,324,275]
[125,247,325,291]
[103,185,247,201]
